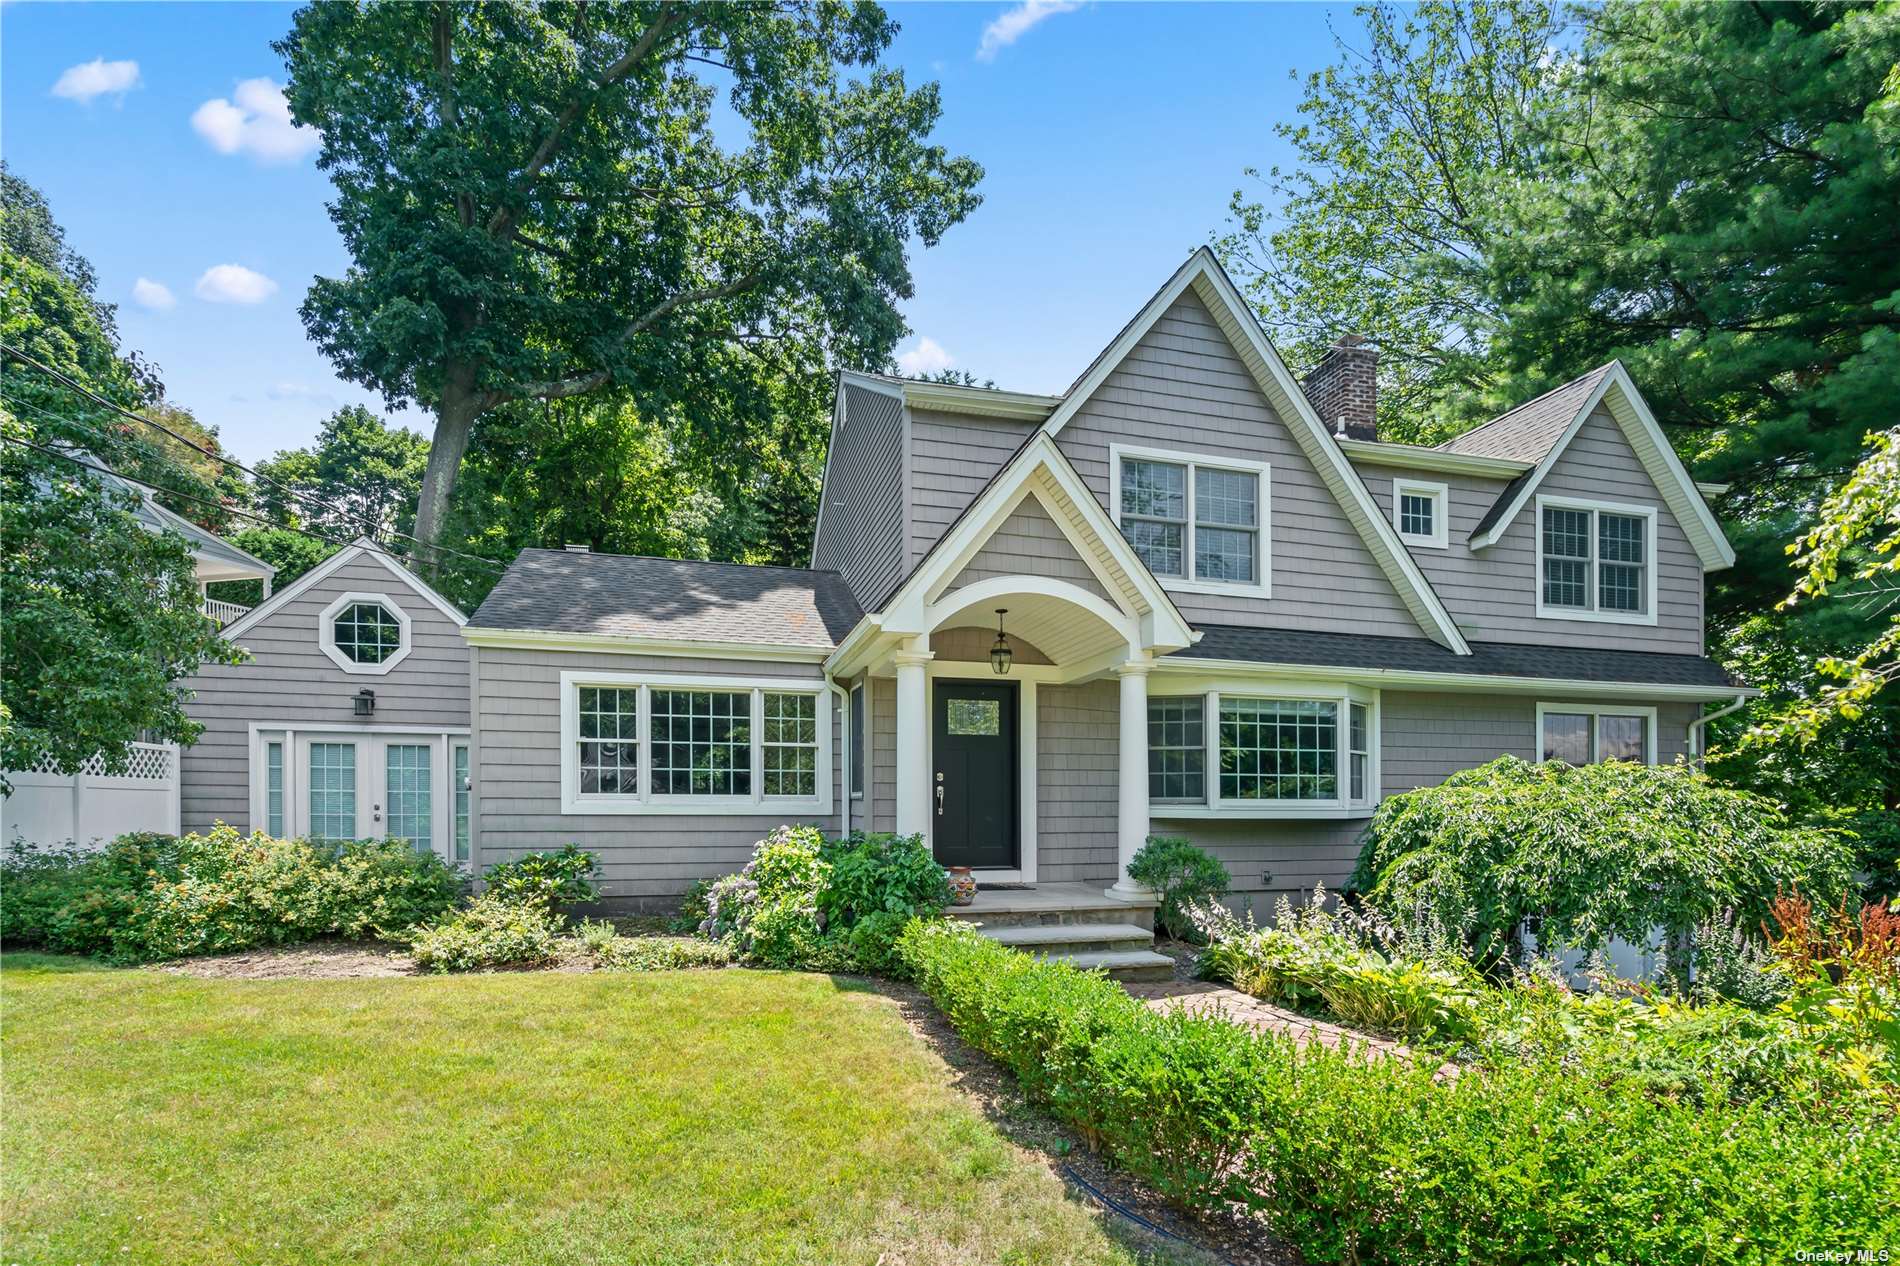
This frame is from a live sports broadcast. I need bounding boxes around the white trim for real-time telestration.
[246,722,470,857]
[848,680,867,801]
[1039,249,1471,654]
[1468,364,1735,571]
[317,591,414,674]
[1153,656,1755,702]
[1533,494,1660,626]
[901,378,1062,421]
[1339,438,1531,480]
[920,671,1037,881]
[1108,443,1271,598]
[462,625,832,662]
[555,669,833,817]
[1534,702,1660,766]
[925,573,1138,656]
[1140,682,1381,818]
[1391,478,1450,550]
[222,538,467,641]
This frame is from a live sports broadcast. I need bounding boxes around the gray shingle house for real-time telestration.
[185,247,1746,912]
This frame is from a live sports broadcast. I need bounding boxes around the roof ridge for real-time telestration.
[520,546,843,578]
[1436,362,1614,451]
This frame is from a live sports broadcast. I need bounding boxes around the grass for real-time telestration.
[1,954,1194,1266]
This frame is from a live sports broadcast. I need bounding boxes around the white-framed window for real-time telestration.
[452,742,472,865]
[317,591,414,673]
[265,740,285,837]
[249,726,467,859]
[849,682,866,800]
[1535,703,1658,766]
[559,670,833,815]
[1391,478,1448,549]
[383,743,433,852]
[1110,444,1270,596]
[1146,685,1378,816]
[308,741,358,839]
[1535,496,1658,625]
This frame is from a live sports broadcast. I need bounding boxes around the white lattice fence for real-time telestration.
[3,741,181,848]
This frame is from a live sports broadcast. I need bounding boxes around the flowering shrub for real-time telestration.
[407,893,564,973]
[0,827,462,963]
[481,844,598,909]
[590,934,731,972]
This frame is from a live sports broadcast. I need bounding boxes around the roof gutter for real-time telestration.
[1156,654,1759,702]
[462,626,833,662]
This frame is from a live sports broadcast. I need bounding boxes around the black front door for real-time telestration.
[933,681,1018,869]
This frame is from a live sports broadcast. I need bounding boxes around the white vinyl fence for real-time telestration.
[2,742,181,849]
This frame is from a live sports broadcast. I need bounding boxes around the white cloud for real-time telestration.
[191,78,319,163]
[977,1,1082,61]
[131,278,176,311]
[195,264,279,305]
[896,336,955,377]
[267,382,335,407]
[51,58,141,103]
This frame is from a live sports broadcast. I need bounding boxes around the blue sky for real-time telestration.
[3,1,1359,464]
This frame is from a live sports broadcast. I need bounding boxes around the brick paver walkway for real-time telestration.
[1122,980,1459,1078]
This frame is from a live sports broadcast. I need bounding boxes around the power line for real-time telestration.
[0,433,507,578]
[0,346,501,576]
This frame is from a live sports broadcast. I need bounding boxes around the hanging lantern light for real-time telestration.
[989,608,1013,676]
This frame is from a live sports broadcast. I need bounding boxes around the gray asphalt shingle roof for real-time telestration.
[1436,364,1613,463]
[472,549,864,649]
[1176,624,1740,689]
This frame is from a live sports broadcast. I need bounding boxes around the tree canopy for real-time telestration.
[279,0,983,550]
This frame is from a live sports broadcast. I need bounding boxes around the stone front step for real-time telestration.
[981,922,1156,955]
[1036,948,1177,983]
[944,890,1158,932]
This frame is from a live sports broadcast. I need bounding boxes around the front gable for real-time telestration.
[933,493,1113,606]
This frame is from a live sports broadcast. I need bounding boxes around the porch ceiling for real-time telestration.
[929,586,1127,666]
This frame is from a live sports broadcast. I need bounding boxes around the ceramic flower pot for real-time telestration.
[946,866,977,907]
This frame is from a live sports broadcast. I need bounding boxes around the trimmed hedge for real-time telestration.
[896,920,1900,1265]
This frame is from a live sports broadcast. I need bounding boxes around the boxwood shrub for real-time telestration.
[895,919,1899,1264]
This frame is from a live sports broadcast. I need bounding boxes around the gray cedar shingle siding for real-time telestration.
[180,554,470,834]
[814,382,909,610]
[935,495,1113,604]
[472,549,860,648]
[1357,405,1705,654]
[471,646,841,905]
[1037,681,1119,885]
[1053,289,1422,637]
[907,406,1037,570]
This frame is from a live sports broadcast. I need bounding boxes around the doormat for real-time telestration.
[976,883,1034,891]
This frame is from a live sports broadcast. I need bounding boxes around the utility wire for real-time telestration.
[1,433,507,578]
[0,346,501,576]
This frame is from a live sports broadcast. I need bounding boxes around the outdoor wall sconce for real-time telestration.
[989,608,1013,676]
[354,688,376,717]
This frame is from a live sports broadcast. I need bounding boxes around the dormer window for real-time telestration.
[1535,496,1657,624]
[1110,444,1270,596]
[1391,478,1448,549]
[319,592,413,674]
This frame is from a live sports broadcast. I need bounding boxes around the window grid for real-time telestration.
[1399,493,1435,539]
[1121,458,1188,577]
[1118,453,1265,587]
[333,601,402,664]
[651,690,751,797]
[1193,468,1257,583]
[453,745,471,863]
[1147,696,1205,803]
[384,744,432,853]
[265,741,285,838]
[1542,507,1592,609]
[1541,504,1649,616]
[578,687,640,796]
[1219,699,1338,801]
[762,692,818,798]
[308,742,356,840]
[1598,513,1646,612]
[1349,702,1370,802]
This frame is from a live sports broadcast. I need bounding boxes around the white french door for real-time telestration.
[265,730,464,861]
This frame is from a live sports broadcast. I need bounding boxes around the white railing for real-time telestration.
[3,741,182,847]
[202,598,252,626]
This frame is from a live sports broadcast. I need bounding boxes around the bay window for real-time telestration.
[560,672,832,814]
[1146,687,1378,815]
[1536,496,1657,623]
[1111,445,1269,594]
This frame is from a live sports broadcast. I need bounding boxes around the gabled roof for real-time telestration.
[221,537,465,640]
[92,463,275,582]
[1040,247,1472,654]
[470,549,861,651]
[1456,362,1735,570]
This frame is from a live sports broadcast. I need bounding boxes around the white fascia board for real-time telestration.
[901,380,1062,422]
[223,537,467,639]
[1338,438,1531,481]
[1468,365,1736,571]
[1155,654,1756,702]
[463,626,833,663]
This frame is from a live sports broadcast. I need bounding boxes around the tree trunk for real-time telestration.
[414,363,482,560]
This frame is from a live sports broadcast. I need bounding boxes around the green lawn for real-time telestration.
[1,955,1189,1265]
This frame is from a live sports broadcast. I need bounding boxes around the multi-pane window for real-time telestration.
[332,601,403,664]
[453,744,471,864]
[1399,493,1435,539]
[265,740,285,838]
[651,690,751,797]
[308,742,356,840]
[1120,458,1187,577]
[1147,696,1205,802]
[762,692,819,798]
[849,684,866,799]
[1219,699,1338,801]
[384,744,432,852]
[1116,450,1266,587]
[1349,702,1370,802]
[578,687,640,795]
[1540,501,1651,617]
[1540,708,1650,765]
[1392,479,1448,547]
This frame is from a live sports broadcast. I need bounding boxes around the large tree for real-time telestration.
[279,0,982,551]
[253,404,430,541]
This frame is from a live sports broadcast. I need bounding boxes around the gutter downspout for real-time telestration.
[827,676,850,839]
[1688,693,1749,760]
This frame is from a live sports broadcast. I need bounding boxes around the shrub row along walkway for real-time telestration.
[1124,979,1460,1079]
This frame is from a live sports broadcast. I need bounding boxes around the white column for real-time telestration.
[893,645,934,839]
[1108,658,1153,899]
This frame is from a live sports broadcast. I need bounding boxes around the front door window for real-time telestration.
[383,743,433,852]
[932,682,1017,870]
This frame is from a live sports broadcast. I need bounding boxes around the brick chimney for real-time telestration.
[1303,334,1378,442]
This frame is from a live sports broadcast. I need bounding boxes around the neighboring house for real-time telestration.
[178,539,474,865]
[446,247,1746,910]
